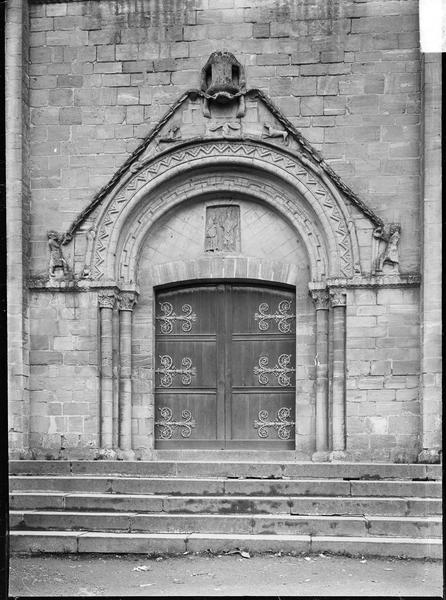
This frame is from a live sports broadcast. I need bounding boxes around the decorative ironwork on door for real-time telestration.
[254,299,295,333]
[155,355,196,387]
[155,283,296,449]
[254,354,296,387]
[254,407,295,440]
[156,301,197,334]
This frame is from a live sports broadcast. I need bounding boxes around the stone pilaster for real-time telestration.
[419,54,442,463]
[117,291,138,459]
[311,290,330,461]
[6,0,31,458]
[329,288,347,460]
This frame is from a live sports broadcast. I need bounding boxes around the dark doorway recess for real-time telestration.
[154,282,296,449]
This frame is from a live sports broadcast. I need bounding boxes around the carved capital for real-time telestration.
[329,288,347,307]
[118,291,138,311]
[311,290,330,310]
[98,290,117,309]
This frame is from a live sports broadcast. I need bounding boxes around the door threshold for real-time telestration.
[152,449,310,462]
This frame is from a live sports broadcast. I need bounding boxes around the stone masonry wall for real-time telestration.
[346,287,420,462]
[25,0,427,459]
[29,290,99,456]
[28,0,421,275]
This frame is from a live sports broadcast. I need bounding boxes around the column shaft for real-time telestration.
[119,309,133,451]
[100,306,114,448]
[331,304,346,452]
[315,308,329,452]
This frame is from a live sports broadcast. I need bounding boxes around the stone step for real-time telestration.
[10,492,442,516]
[8,460,442,480]
[9,475,442,497]
[9,510,442,538]
[10,531,443,559]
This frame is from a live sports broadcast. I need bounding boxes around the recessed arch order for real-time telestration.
[89,139,362,285]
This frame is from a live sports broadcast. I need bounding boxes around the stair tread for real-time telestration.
[10,491,442,500]
[9,509,442,522]
[10,530,443,544]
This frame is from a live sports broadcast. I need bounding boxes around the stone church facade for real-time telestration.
[6,0,442,464]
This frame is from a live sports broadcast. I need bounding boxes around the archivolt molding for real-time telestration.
[90,140,361,283]
[128,173,325,284]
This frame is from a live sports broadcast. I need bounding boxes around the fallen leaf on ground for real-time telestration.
[172,579,184,584]
[304,578,311,582]
[227,549,250,558]
[304,556,311,562]
[319,553,326,558]
[139,584,153,587]
[155,557,163,562]
[133,565,152,572]
[191,572,211,577]
[384,568,393,571]
[360,559,367,563]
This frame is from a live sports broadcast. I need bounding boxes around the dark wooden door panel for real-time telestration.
[231,339,296,388]
[231,286,296,335]
[154,282,296,449]
[156,286,219,335]
[230,392,295,447]
[155,341,217,389]
[155,393,218,446]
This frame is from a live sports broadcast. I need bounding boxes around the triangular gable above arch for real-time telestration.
[63,87,384,243]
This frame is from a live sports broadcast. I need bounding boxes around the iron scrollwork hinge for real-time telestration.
[155,355,196,387]
[156,301,197,334]
[254,353,295,387]
[254,299,295,333]
[254,407,295,440]
[155,407,196,439]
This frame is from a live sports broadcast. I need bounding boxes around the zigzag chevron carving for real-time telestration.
[92,142,354,280]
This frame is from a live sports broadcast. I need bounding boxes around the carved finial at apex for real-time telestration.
[201,51,246,118]
[373,223,401,274]
[47,230,69,279]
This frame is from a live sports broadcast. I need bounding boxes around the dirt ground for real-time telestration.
[8,552,443,597]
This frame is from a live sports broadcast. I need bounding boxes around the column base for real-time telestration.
[312,451,330,462]
[116,448,136,461]
[134,447,154,461]
[329,450,347,462]
[9,448,33,460]
[418,448,442,464]
[96,448,118,460]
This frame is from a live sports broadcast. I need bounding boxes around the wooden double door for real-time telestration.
[154,282,296,449]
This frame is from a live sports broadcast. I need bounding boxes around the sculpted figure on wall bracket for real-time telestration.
[373,223,401,274]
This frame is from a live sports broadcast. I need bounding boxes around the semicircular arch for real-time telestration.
[90,140,361,283]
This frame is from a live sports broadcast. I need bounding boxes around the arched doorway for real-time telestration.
[154,281,296,449]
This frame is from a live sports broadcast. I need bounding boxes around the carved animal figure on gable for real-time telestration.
[159,123,182,143]
[263,122,289,144]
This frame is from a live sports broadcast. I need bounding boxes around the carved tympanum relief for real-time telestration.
[205,205,240,253]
